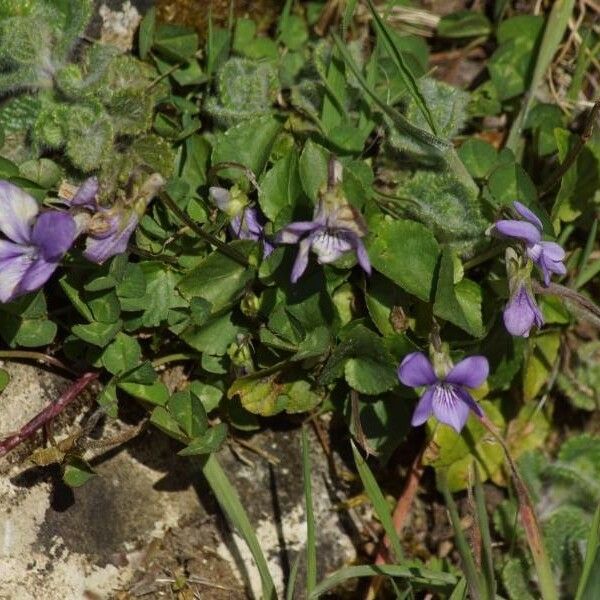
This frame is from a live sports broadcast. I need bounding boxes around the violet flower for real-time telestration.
[84,208,139,264]
[503,280,544,337]
[494,201,566,286]
[209,186,274,256]
[398,352,488,433]
[0,181,75,302]
[65,173,164,265]
[276,198,371,283]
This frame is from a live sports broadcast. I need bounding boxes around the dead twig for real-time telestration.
[0,372,99,459]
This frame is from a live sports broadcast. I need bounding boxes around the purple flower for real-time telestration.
[209,187,273,256]
[84,208,139,264]
[276,200,371,283]
[494,201,566,286]
[503,281,544,337]
[398,352,488,433]
[0,181,75,302]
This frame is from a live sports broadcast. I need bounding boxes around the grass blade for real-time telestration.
[286,551,302,600]
[473,465,496,599]
[351,441,404,562]
[575,501,600,600]
[365,0,438,134]
[302,427,317,594]
[505,0,575,155]
[310,564,457,598]
[439,472,484,600]
[201,454,276,600]
[331,33,448,152]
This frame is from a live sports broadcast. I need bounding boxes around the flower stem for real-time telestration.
[159,192,249,266]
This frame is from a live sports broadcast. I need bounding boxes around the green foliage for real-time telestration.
[495,435,600,598]
[204,57,279,128]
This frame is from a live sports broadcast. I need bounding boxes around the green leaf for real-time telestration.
[437,11,491,38]
[179,313,241,355]
[63,457,96,488]
[178,241,257,312]
[434,248,484,337]
[189,381,223,412]
[351,441,404,562]
[458,138,498,179]
[424,401,505,492]
[100,332,141,375]
[309,564,457,598]
[201,454,276,599]
[168,390,208,439]
[150,406,187,443]
[97,381,118,418]
[298,139,329,202]
[299,427,317,596]
[258,148,303,222]
[118,381,169,406]
[138,6,156,60]
[321,324,398,393]
[367,217,440,302]
[523,331,561,401]
[212,115,282,181]
[365,0,437,134]
[121,262,186,327]
[178,423,228,456]
[154,23,198,62]
[18,158,63,187]
[228,369,322,416]
[575,502,600,600]
[11,318,57,347]
[487,161,553,233]
[71,320,122,347]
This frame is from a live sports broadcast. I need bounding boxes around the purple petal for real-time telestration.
[0,181,39,244]
[30,212,76,261]
[411,387,434,426]
[432,385,470,433]
[290,237,311,283]
[209,187,231,212]
[84,211,138,264]
[503,284,543,337]
[17,258,59,296]
[355,237,371,275]
[539,241,565,261]
[454,387,484,418]
[0,239,29,260]
[71,177,99,208]
[0,253,32,303]
[445,356,489,388]
[237,207,263,241]
[397,352,437,387]
[277,221,320,244]
[312,230,353,264]
[494,220,541,245]
[513,201,543,230]
[262,239,275,257]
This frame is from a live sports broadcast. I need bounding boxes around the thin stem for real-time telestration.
[0,350,77,376]
[463,244,505,271]
[159,192,249,266]
[0,372,99,459]
[541,99,600,198]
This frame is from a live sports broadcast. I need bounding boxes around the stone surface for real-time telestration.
[0,363,357,599]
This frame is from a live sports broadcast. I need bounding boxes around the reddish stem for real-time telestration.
[0,372,99,459]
